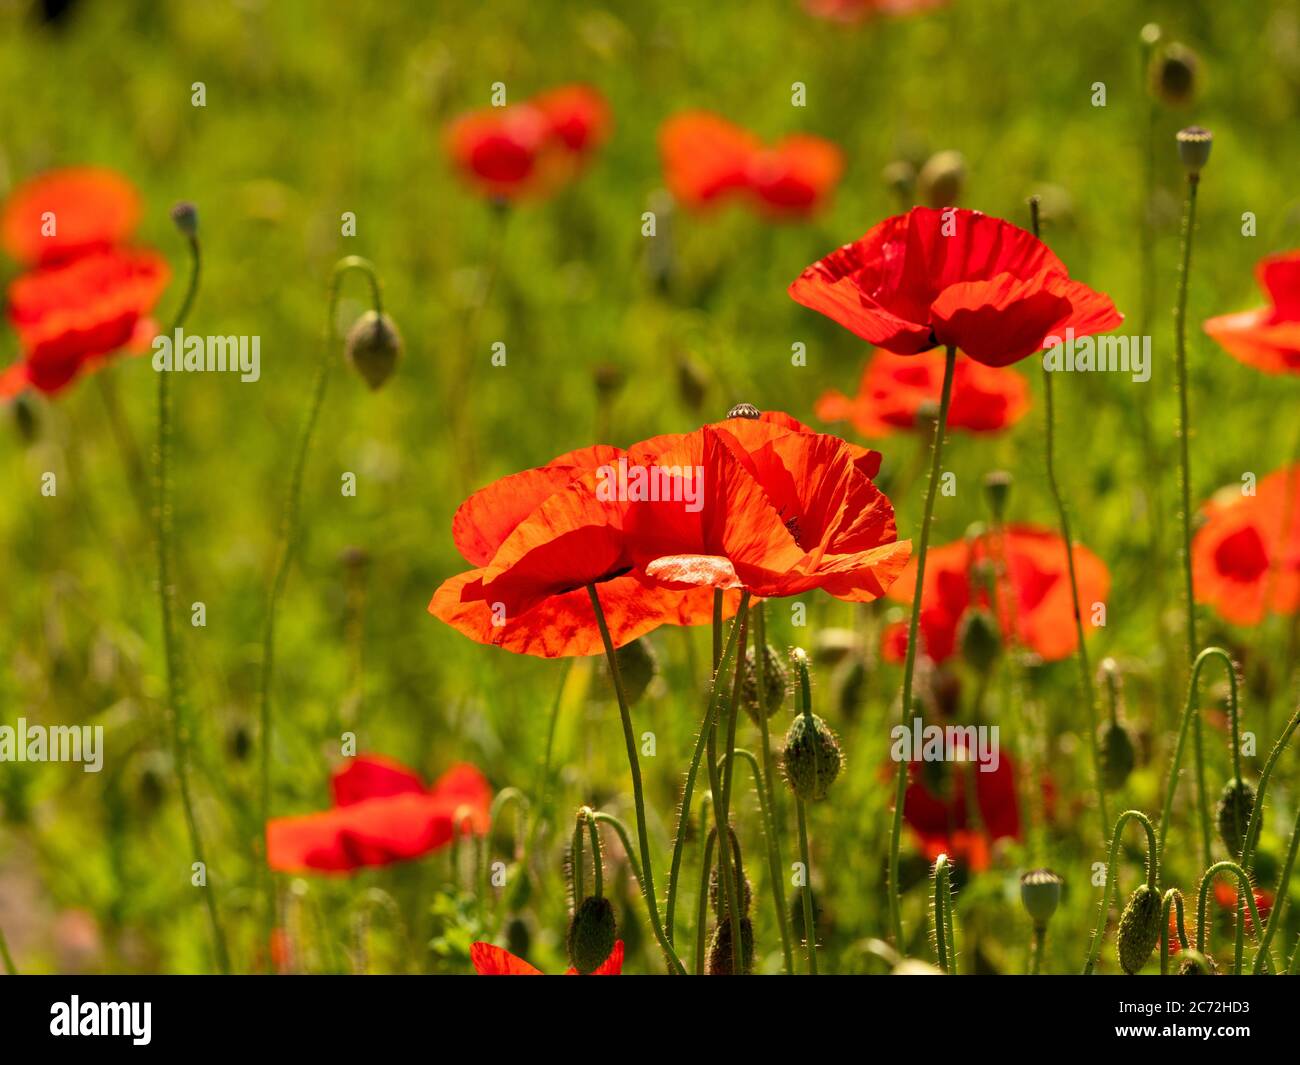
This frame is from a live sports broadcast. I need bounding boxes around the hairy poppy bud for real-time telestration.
[982,470,1012,522]
[958,608,1001,674]
[1176,126,1212,176]
[1099,721,1137,791]
[566,895,617,975]
[1020,868,1064,927]
[741,643,787,721]
[1116,884,1162,974]
[726,402,761,420]
[170,201,198,238]
[344,310,403,390]
[1149,42,1199,108]
[706,916,754,975]
[709,866,752,918]
[1177,949,1217,975]
[918,150,966,209]
[782,712,842,802]
[1216,777,1256,858]
[608,637,656,705]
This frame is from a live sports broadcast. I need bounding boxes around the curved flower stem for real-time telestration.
[1241,705,1300,869]
[1031,199,1108,846]
[712,594,752,974]
[752,604,794,973]
[570,806,602,900]
[795,799,817,975]
[1160,888,1188,975]
[1252,805,1300,973]
[485,788,528,909]
[1082,809,1158,975]
[1195,861,1264,974]
[155,231,230,974]
[665,598,745,942]
[932,853,955,973]
[695,827,718,974]
[887,343,958,949]
[1156,646,1236,869]
[258,256,383,948]
[586,585,687,975]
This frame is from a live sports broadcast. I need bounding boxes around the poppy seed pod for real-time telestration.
[1099,721,1137,791]
[958,608,1001,674]
[726,401,761,420]
[1176,126,1212,176]
[1116,884,1162,974]
[1177,950,1217,976]
[609,637,657,705]
[1149,42,1199,108]
[741,643,788,721]
[982,470,1012,522]
[344,310,403,390]
[782,712,842,802]
[170,200,198,238]
[1215,777,1257,858]
[566,895,617,975]
[917,150,966,209]
[1019,868,1064,927]
[706,916,754,975]
[709,866,752,918]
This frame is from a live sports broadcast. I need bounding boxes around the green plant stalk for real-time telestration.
[752,604,794,972]
[0,921,15,976]
[794,659,819,975]
[484,787,528,912]
[695,827,718,974]
[155,232,230,974]
[1195,861,1264,974]
[1160,888,1188,976]
[1252,806,1299,973]
[712,595,751,974]
[586,585,687,975]
[1082,809,1158,975]
[887,344,958,948]
[1030,927,1046,976]
[258,256,383,950]
[526,662,572,861]
[932,854,953,973]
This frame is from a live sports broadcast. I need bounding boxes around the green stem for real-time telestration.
[713,595,751,974]
[1159,888,1189,976]
[695,827,718,974]
[932,853,953,973]
[753,605,794,973]
[1082,809,1158,974]
[1252,806,1300,973]
[888,344,958,949]
[1241,705,1300,870]
[1195,861,1263,974]
[796,799,817,975]
[586,585,686,975]
[526,662,572,861]
[1030,926,1045,976]
[0,921,15,975]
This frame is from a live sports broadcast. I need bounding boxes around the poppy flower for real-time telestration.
[902,746,1021,872]
[815,347,1030,437]
[531,84,611,156]
[1213,881,1273,935]
[265,755,491,873]
[659,112,843,219]
[470,940,624,976]
[789,206,1122,367]
[882,524,1110,664]
[2,247,169,397]
[804,0,948,22]
[1192,466,1300,625]
[1204,252,1300,374]
[1,166,141,267]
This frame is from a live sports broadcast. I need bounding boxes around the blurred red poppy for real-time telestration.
[902,746,1021,872]
[660,112,843,219]
[1192,466,1300,625]
[2,247,169,397]
[470,940,624,976]
[815,347,1030,437]
[804,0,948,22]
[446,85,610,200]
[883,524,1110,663]
[789,206,1122,366]
[1213,881,1273,934]
[1,166,141,266]
[1204,252,1300,374]
[265,755,491,873]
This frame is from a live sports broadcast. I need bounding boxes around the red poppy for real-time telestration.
[815,347,1030,437]
[1204,252,1300,374]
[470,940,624,976]
[789,207,1122,367]
[1192,466,1300,625]
[1,167,141,267]
[1213,881,1273,935]
[265,755,491,873]
[902,746,1021,872]
[882,524,1110,664]
[3,247,169,397]
[804,0,948,22]
[446,85,610,201]
[659,112,843,219]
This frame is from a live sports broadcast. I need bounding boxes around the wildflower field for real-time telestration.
[2,0,1300,987]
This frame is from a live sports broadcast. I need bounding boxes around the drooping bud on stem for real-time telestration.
[344,310,404,390]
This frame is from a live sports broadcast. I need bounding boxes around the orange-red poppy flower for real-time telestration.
[446,85,610,201]
[265,755,491,873]
[1192,466,1300,625]
[1213,881,1273,935]
[883,524,1110,664]
[815,347,1030,437]
[1204,252,1300,374]
[902,746,1021,872]
[659,112,843,220]
[1,167,141,267]
[470,940,624,976]
[790,207,1122,367]
[804,0,948,22]
[2,247,168,397]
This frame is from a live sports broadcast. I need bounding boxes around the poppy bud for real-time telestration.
[782,712,842,802]
[566,895,617,975]
[608,637,657,705]
[1177,950,1217,975]
[1019,868,1064,927]
[1149,42,1199,108]
[709,866,752,918]
[917,150,966,209]
[1215,777,1256,858]
[726,402,761,420]
[505,916,531,960]
[226,720,253,763]
[982,470,1012,522]
[837,658,867,720]
[344,310,404,391]
[592,361,625,402]
[881,160,916,202]
[1116,884,1162,974]
[706,916,754,975]
[1099,721,1137,791]
[170,200,199,238]
[741,643,787,721]
[1176,126,1212,176]
[11,394,38,445]
[958,608,1001,674]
